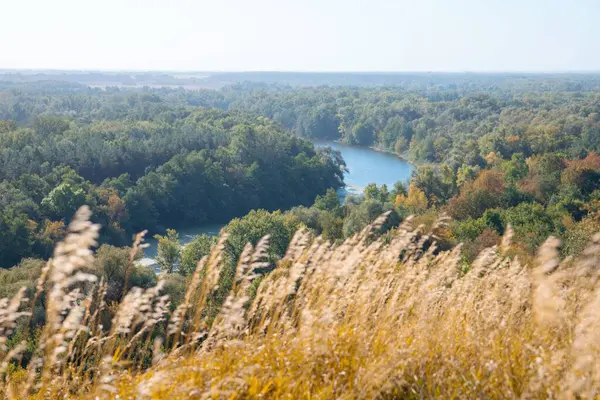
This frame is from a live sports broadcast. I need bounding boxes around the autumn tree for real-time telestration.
[395,183,428,213]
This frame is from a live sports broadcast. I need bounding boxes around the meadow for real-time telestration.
[1,206,598,399]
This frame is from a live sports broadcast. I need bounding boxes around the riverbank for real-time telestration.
[367,144,438,168]
[144,141,414,261]
[367,144,412,164]
[317,138,432,169]
[313,139,413,188]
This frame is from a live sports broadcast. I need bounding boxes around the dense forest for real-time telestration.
[4,76,599,166]
[0,82,344,268]
[2,73,600,397]
[2,76,600,269]
[223,83,600,164]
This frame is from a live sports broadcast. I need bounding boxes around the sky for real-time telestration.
[1,0,599,72]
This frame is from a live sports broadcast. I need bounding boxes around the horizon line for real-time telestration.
[2,68,600,75]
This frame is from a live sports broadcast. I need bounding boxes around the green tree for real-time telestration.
[162,274,186,310]
[313,188,341,215]
[364,183,381,202]
[92,244,155,301]
[413,166,454,205]
[289,206,322,233]
[502,153,529,183]
[154,229,181,274]
[180,234,216,276]
[321,212,344,241]
[364,183,390,203]
[456,164,480,187]
[343,199,385,238]
[33,116,70,137]
[41,183,87,220]
[349,122,375,146]
[225,210,300,263]
[0,211,34,269]
[501,203,557,253]
[390,181,408,199]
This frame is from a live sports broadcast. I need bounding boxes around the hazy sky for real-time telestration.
[1,0,599,72]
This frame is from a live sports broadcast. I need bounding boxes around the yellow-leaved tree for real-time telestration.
[395,182,428,212]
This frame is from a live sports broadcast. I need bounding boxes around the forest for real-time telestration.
[0,82,344,268]
[2,77,600,268]
[1,74,600,397]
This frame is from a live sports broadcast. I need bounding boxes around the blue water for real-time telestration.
[143,141,413,259]
[313,140,413,199]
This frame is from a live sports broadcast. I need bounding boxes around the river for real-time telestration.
[143,141,413,259]
[312,140,413,199]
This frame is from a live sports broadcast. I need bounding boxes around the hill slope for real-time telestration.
[2,209,600,398]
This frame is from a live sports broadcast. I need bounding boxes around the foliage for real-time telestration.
[154,229,181,274]
[562,216,600,256]
[461,228,501,263]
[2,206,600,398]
[225,210,300,264]
[501,202,559,253]
[394,183,428,213]
[179,234,217,276]
[0,258,44,300]
[0,93,343,268]
[4,79,600,270]
[313,188,342,216]
[320,213,344,241]
[40,183,87,220]
[343,199,387,238]
[502,153,529,183]
[91,244,155,301]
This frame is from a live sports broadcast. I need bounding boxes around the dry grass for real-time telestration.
[1,207,600,398]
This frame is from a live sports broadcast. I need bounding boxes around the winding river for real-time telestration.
[143,141,413,259]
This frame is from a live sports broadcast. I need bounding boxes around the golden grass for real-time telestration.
[1,207,600,398]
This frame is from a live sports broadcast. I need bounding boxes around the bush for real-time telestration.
[180,234,216,276]
[91,244,156,302]
[462,228,501,263]
[501,202,558,253]
[453,218,487,242]
[562,217,600,257]
[343,199,385,238]
[225,209,300,262]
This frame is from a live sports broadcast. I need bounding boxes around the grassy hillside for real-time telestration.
[1,207,600,398]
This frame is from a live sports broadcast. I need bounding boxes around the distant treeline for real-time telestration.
[3,77,600,167]
[3,70,600,90]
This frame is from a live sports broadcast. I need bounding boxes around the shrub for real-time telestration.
[179,234,216,276]
[501,202,558,253]
[462,227,501,263]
